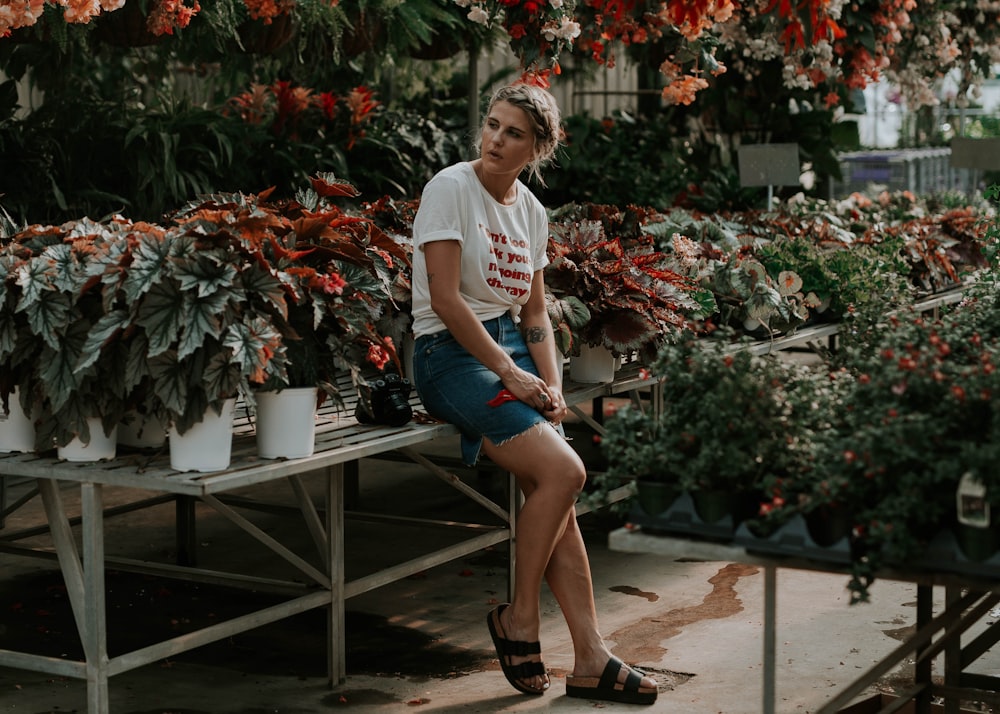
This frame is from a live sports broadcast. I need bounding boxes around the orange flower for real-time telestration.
[146,0,200,36]
[367,343,391,370]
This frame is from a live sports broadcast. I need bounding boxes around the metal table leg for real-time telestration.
[81,483,109,712]
[327,462,345,685]
[944,586,962,714]
[915,585,934,714]
[175,495,196,566]
[763,565,776,714]
[38,479,109,714]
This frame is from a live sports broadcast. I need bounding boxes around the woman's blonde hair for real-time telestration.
[476,82,562,186]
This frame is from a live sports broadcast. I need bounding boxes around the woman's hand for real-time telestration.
[500,367,566,422]
[539,385,568,424]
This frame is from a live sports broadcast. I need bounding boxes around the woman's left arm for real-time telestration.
[521,270,567,422]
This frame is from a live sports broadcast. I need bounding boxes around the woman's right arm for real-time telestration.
[424,240,550,405]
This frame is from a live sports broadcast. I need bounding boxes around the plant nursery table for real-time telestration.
[0,366,658,714]
[609,526,1000,714]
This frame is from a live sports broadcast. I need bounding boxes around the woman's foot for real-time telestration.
[486,604,549,695]
[567,655,658,705]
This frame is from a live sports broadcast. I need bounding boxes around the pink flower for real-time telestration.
[367,343,391,370]
[320,272,347,295]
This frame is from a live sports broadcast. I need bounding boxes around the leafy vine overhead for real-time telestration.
[3,1,999,110]
[456,0,1000,110]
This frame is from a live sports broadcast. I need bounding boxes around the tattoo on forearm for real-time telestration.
[427,272,434,284]
[523,326,546,344]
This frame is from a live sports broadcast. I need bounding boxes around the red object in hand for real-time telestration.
[487,389,518,407]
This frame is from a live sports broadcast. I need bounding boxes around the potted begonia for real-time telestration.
[118,204,289,470]
[545,203,699,381]
[2,219,142,459]
[0,231,43,452]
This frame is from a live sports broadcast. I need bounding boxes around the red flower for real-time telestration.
[319,92,338,121]
[320,272,348,295]
[367,343,391,370]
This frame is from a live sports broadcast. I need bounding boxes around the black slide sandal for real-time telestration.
[566,655,658,705]
[486,603,548,695]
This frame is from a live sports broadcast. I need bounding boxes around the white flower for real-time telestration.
[559,17,581,40]
[543,16,580,42]
[467,5,490,26]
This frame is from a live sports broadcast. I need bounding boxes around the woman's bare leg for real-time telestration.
[482,425,657,695]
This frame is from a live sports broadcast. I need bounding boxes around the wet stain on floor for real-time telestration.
[883,624,917,642]
[320,687,402,707]
[610,585,659,602]
[607,563,760,664]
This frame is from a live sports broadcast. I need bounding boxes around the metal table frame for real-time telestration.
[0,414,481,712]
[0,368,659,714]
[609,528,1000,714]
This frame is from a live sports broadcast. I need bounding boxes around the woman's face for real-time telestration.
[480,100,536,176]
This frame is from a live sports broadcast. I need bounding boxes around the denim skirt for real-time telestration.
[413,314,550,466]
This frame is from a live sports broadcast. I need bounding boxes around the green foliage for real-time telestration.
[682,166,767,213]
[3,223,136,447]
[0,176,410,445]
[545,293,590,357]
[545,203,699,360]
[757,229,911,321]
[346,107,467,198]
[537,111,692,210]
[589,330,818,513]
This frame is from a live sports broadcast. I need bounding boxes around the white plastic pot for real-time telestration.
[57,418,118,462]
[0,389,36,454]
[118,410,167,449]
[168,398,236,472]
[569,344,617,384]
[255,387,318,459]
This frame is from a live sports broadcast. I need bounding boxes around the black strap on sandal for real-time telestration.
[599,656,643,693]
[496,637,545,676]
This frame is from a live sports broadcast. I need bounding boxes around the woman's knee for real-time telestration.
[534,450,587,497]
[561,454,587,493]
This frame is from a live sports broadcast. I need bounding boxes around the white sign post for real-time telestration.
[737,143,801,210]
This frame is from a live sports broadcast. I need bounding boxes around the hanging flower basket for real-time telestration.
[409,32,465,60]
[93,2,164,47]
[237,12,296,55]
[339,12,383,57]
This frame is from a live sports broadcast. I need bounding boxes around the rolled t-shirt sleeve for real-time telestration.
[413,175,466,249]
[530,198,550,273]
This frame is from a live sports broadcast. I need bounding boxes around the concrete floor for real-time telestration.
[0,423,997,714]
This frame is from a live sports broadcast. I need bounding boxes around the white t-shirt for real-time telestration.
[410,162,550,338]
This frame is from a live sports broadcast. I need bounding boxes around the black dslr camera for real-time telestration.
[355,372,413,427]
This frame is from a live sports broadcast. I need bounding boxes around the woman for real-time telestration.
[410,81,658,706]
